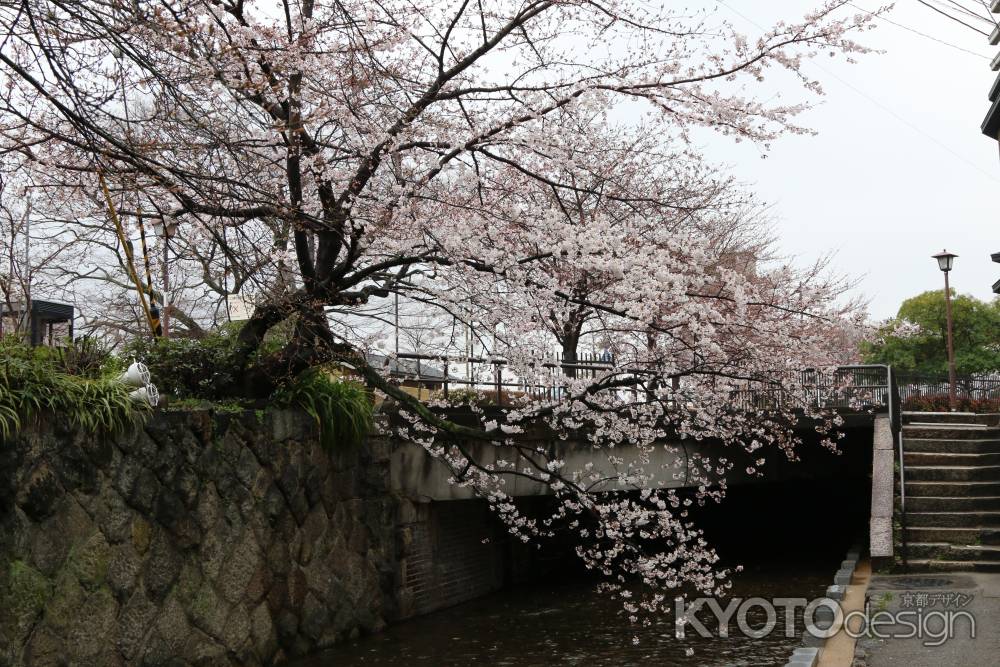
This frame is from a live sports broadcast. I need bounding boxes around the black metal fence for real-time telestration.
[380,351,615,404]
[896,373,1000,411]
[380,352,893,412]
[730,366,890,412]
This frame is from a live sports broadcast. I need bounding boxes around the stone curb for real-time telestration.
[779,542,863,667]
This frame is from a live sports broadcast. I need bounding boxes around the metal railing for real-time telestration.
[729,365,891,412]
[378,351,615,404]
[381,354,896,413]
[897,372,1000,410]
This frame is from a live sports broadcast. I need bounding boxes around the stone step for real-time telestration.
[902,412,1000,426]
[904,559,1000,573]
[905,526,1000,544]
[904,452,1000,467]
[902,425,1000,440]
[906,511,1000,528]
[905,542,1000,561]
[904,438,1000,454]
[905,481,1000,497]
[906,466,1000,482]
[906,496,1000,512]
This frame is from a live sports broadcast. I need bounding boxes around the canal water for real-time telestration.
[298,561,836,666]
[300,478,864,666]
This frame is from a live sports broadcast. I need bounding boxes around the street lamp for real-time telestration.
[932,250,958,411]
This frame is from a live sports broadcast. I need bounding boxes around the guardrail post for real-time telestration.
[443,357,449,398]
[494,361,502,405]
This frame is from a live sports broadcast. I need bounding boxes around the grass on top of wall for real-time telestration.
[273,368,373,450]
[0,337,147,440]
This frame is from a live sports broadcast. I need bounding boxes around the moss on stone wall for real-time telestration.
[0,409,396,666]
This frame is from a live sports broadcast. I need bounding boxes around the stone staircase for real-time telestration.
[902,412,1000,571]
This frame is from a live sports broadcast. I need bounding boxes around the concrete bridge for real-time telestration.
[389,412,883,501]
[385,403,897,619]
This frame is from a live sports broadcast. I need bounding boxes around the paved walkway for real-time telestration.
[817,560,871,667]
[859,571,1000,667]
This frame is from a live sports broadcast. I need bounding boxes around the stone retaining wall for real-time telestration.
[0,410,397,666]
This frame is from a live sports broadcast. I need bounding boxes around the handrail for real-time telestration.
[887,365,908,569]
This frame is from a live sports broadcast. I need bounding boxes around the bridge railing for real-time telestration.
[379,353,893,412]
[376,351,615,404]
[896,372,1000,411]
[729,365,891,412]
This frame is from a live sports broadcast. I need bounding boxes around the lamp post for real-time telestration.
[932,250,958,411]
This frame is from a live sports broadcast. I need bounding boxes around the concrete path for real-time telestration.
[859,571,1000,667]
[817,560,871,667]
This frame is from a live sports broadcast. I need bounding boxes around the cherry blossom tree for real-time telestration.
[440,118,792,380]
[0,162,71,334]
[0,0,877,630]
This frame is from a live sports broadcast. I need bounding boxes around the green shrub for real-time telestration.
[0,339,145,440]
[121,326,374,448]
[122,328,243,400]
[54,336,119,377]
[901,394,998,413]
[273,369,373,449]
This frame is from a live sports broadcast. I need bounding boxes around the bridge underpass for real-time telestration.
[385,412,883,620]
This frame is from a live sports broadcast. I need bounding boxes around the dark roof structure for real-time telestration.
[0,300,74,346]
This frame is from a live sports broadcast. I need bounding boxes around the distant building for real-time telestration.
[993,252,1000,295]
[982,3,1000,293]
[982,71,1000,141]
[0,300,74,346]
[982,2,1000,139]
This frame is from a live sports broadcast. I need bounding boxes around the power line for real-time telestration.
[915,0,993,36]
[716,0,1000,184]
[849,2,991,59]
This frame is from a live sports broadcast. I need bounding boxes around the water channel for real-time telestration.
[298,559,836,666]
[299,476,863,667]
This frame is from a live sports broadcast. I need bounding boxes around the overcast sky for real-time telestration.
[689,1,1000,320]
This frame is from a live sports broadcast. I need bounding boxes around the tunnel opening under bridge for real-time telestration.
[394,422,875,619]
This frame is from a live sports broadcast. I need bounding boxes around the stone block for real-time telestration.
[299,592,330,641]
[63,587,119,662]
[39,571,84,636]
[219,530,261,604]
[143,532,182,601]
[117,590,159,661]
[24,625,66,666]
[871,448,894,519]
[68,528,112,590]
[155,594,192,658]
[16,461,63,522]
[792,646,820,663]
[222,607,252,653]
[188,583,229,639]
[250,602,278,660]
[826,584,846,601]
[802,629,826,647]
[870,517,893,558]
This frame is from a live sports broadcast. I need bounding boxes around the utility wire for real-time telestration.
[849,2,991,59]
[716,0,1000,184]
[915,0,992,36]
